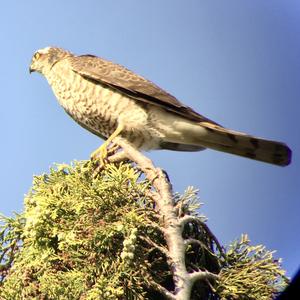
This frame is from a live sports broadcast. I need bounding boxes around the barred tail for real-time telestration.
[197,122,291,166]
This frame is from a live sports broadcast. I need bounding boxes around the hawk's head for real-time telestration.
[29,47,72,74]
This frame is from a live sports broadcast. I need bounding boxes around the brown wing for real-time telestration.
[69,54,219,124]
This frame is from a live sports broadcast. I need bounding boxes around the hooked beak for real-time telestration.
[29,66,35,74]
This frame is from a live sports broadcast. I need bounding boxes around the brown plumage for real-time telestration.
[29,46,291,166]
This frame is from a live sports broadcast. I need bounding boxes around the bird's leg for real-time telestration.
[91,124,124,164]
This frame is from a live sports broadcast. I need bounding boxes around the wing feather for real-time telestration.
[69,54,218,124]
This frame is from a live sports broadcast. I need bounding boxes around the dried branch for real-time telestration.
[150,281,176,300]
[139,235,169,257]
[180,215,225,258]
[116,138,218,300]
[184,238,207,250]
[189,270,219,284]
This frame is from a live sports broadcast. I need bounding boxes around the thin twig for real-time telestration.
[150,281,176,300]
[180,215,225,258]
[184,238,207,250]
[139,235,169,257]
[189,270,219,284]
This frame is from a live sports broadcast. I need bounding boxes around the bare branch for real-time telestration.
[139,235,169,257]
[189,270,219,284]
[184,238,207,249]
[179,215,206,228]
[115,138,196,300]
[180,215,225,258]
[150,281,176,300]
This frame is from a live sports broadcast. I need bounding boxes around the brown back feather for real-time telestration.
[69,54,219,124]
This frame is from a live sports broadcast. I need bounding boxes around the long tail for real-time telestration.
[196,122,291,166]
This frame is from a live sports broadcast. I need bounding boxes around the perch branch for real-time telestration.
[115,138,218,299]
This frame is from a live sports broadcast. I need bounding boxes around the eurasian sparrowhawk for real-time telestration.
[29,47,291,166]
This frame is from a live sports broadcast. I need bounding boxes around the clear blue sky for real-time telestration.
[1,1,299,277]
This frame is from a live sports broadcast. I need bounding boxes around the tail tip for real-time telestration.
[285,146,292,166]
[276,144,292,166]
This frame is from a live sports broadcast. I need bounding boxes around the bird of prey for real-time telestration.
[29,47,291,166]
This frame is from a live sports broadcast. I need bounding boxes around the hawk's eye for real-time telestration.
[34,52,41,60]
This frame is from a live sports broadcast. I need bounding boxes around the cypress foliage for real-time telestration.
[0,161,288,299]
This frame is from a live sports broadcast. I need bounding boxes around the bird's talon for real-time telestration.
[91,145,108,160]
[91,156,109,177]
[107,143,120,156]
[92,163,104,178]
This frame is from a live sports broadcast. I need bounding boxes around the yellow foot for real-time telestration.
[91,124,124,175]
[91,144,107,161]
[91,142,120,161]
[90,144,108,178]
[91,144,122,177]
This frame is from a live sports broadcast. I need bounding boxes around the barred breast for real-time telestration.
[44,59,162,149]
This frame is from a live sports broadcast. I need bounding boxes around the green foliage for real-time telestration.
[216,234,288,299]
[0,161,288,299]
[0,213,25,284]
[1,161,156,299]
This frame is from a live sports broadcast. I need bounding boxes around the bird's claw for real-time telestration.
[91,143,121,177]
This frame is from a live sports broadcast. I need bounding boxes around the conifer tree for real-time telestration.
[0,142,288,299]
